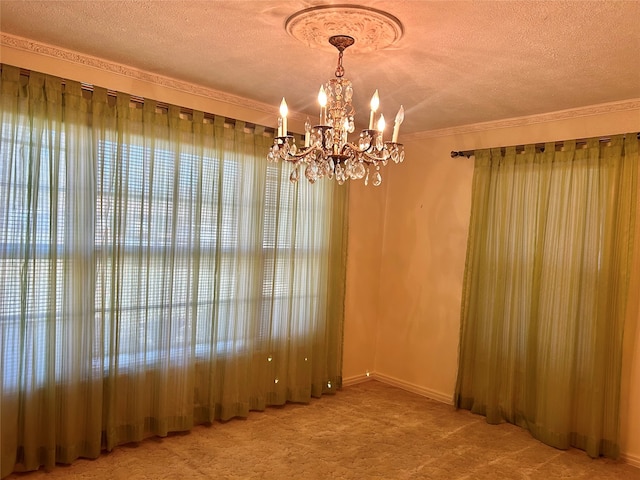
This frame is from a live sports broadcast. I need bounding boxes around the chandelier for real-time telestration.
[267,35,405,186]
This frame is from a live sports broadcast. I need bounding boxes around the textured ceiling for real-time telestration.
[1,0,639,134]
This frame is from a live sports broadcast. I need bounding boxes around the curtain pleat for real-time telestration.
[0,64,348,477]
[455,134,638,458]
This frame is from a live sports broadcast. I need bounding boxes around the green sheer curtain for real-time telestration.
[0,64,348,477]
[455,135,638,458]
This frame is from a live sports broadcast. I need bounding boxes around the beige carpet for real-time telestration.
[6,380,640,479]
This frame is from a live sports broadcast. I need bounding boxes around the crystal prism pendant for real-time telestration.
[373,166,382,186]
[354,162,366,179]
[372,171,382,186]
[290,167,299,183]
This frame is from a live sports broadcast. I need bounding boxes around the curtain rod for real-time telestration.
[7,66,274,134]
[450,133,640,158]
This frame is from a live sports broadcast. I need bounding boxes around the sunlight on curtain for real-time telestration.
[455,135,638,458]
[0,64,348,477]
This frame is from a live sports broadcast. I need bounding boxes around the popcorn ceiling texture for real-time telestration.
[5,381,640,479]
[0,1,639,134]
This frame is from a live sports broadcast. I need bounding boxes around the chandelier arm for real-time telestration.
[278,143,375,161]
[275,141,403,163]
[279,144,381,165]
[282,145,325,161]
[361,152,390,163]
[340,142,388,160]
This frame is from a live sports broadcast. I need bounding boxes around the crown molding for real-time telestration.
[0,32,279,118]
[3,33,637,136]
[403,99,640,141]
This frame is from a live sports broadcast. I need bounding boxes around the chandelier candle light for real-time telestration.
[267,35,405,186]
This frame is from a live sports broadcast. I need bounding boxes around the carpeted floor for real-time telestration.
[6,380,640,479]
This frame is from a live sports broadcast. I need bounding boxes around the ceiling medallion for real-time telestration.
[285,5,404,53]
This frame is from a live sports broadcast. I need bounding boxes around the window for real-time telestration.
[1,107,340,387]
[1,65,347,474]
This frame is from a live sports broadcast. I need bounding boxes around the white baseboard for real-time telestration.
[344,372,639,469]
[370,372,454,405]
[342,374,373,387]
[620,452,640,469]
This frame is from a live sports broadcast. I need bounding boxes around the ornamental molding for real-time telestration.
[0,33,276,117]
[285,5,404,53]
[3,33,637,138]
[404,99,640,141]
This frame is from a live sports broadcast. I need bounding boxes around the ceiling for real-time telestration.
[1,0,639,135]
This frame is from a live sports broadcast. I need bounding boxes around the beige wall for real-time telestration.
[342,180,388,382]
[343,107,640,461]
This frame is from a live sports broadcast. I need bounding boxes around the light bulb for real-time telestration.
[370,90,380,111]
[304,118,311,147]
[318,86,327,125]
[318,86,327,107]
[377,114,386,132]
[279,98,288,136]
[395,105,404,125]
[369,90,379,129]
[392,105,404,143]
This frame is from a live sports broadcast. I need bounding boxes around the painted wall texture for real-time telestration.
[343,108,640,461]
